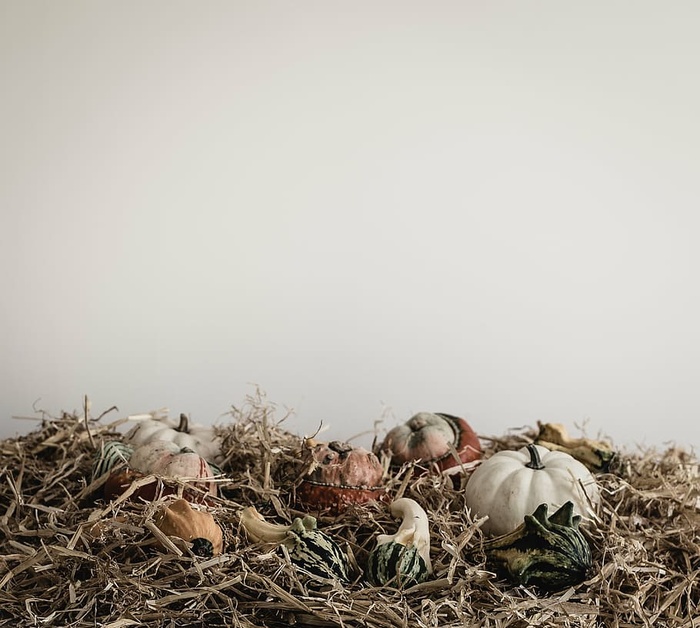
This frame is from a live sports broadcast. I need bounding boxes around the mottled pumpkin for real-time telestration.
[103,439,218,503]
[295,440,386,514]
[379,412,482,472]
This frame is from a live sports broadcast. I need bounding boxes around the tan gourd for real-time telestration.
[155,499,224,557]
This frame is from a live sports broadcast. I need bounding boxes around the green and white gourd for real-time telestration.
[240,507,350,584]
[92,440,134,482]
[366,498,432,588]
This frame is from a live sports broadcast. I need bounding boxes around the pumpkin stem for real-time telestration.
[525,444,545,470]
[177,413,189,433]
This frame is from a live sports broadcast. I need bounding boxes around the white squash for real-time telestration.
[464,444,599,537]
[125,411,223,463]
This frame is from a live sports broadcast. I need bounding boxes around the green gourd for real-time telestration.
[240,507,350,584]
[366,498,432,588]
[473,500,593,591]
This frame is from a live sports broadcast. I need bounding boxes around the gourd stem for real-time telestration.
[178,413,189,433]
[524,444,545,470]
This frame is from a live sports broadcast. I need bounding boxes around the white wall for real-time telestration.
[2,1,699,452]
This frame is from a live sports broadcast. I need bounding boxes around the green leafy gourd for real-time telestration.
[473,500,593,591]
[366,498,432,588]
[240,506,350,584]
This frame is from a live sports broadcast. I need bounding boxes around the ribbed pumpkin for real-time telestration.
[125,411,223,464]
[366,498,432,588]
[379,412,482,472]
[103,440,218,503]
[295,439,386,514]
[154,498,224,557]
[465,444,599,537]
[240,506,350,583]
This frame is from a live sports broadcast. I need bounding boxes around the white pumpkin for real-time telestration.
[125,411,223,463]
[464,444,600,537]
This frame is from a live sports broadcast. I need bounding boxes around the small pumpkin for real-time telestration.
[154,498,224,557]
[295,439,385,514]
[240,506,350,583]
[379,412,482,472]
[465,444,599,537]
[103,440,218,502]
[125,411,223,464]
[473,501,593,591]
[535,422,616,473]
[366,498,432,588]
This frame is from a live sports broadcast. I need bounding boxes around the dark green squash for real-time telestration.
[285,515,350,583]
[474,500,593,591]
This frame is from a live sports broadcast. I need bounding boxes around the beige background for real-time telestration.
[2,2,699,452]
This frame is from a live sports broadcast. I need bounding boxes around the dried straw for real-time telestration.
[1,390,698,627]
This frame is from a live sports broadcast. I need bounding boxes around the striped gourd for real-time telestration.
[240,507,350,584]
[365,498,432,588]
[366,540,428,588]
[92,441,134,482]
[285,516,350,583]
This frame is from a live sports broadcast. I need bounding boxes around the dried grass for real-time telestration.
[1,390,698,627]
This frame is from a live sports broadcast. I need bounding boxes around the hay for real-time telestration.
[1,391,698,627]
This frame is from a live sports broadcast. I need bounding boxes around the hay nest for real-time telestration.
[1,391,698,627]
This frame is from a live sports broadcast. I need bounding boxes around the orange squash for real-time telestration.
[154,499,224,557]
